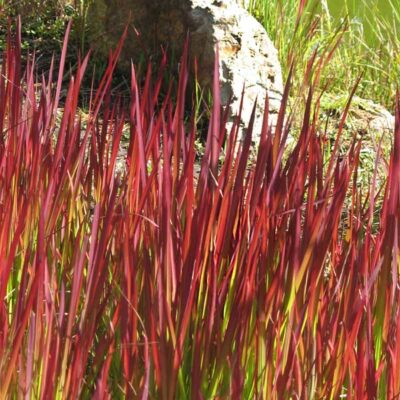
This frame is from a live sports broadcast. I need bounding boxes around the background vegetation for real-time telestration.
[247,0,400,109]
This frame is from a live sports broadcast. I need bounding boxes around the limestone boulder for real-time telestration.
[87,0,283,141]
[188,0,283,139]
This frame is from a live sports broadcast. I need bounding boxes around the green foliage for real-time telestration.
[0,1,95,76]
[247,0,400,109]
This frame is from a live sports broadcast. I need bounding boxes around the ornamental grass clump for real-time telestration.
[1,20,400,399]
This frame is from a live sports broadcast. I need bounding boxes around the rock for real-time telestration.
[236,0,251,9]
[189,0,283,140]
[87,0,283,142]
[364,104,395,133]
[319,94,395,182]
[320,94,395,136]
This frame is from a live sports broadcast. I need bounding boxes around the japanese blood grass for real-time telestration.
[1,20,400,400]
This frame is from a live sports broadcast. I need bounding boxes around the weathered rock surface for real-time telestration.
[189,0,283,138]
[320,94,395,181]
[237,0,251,9]
[88,0,283,141]
[321,94,395,135]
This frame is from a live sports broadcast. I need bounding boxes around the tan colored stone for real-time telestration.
[88,0,283,141]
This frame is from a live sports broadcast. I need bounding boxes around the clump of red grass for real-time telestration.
[0,19,400,399]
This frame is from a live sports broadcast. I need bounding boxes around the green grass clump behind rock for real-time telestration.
[247,0,400,110]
